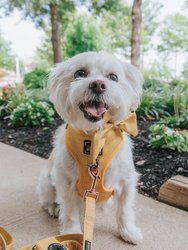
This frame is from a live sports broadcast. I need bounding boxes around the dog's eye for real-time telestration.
[74,69,87,79]
[107,73,118,82]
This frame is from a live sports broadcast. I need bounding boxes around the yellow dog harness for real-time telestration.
[65,112,138,204]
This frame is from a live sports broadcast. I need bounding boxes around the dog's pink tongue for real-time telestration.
[85,105,107,117]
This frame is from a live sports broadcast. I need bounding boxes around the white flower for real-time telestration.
[165,127,174,136]
[156,135,161,139]
[48,109,54,116]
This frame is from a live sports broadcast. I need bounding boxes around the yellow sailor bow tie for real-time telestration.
[103,111,138,136]
[89,111,138,164]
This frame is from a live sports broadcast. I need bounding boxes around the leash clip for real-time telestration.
[84,160,100,201]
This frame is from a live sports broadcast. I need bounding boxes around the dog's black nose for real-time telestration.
[89,80,106,94]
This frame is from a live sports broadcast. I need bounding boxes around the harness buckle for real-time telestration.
[84,160,100,201]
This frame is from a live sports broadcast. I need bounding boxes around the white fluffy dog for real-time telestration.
[38,51,143,244]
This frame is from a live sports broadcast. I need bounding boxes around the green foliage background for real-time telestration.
[0,32,15,70]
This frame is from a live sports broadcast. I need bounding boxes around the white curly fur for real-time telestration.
[37,51,143,244]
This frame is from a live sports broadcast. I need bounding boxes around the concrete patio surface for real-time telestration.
[0,142,188,250]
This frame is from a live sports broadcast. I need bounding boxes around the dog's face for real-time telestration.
[48,51,143,132]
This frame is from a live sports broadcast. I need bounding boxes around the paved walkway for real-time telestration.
[0,142,188,250]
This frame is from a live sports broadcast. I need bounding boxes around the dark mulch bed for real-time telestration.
[0,116,188,199]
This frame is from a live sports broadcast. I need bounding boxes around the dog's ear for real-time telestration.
[47,62,67,103]
[123,63,143,111]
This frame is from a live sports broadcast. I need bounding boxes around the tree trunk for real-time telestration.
[50,0,61,63]
[131,0,142,69]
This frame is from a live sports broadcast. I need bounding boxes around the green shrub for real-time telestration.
[0,87,26,117]
[149,124,188,152]
[10,100,54,126]
[159,111,188,130]
[137,77,188,120]
[0,86,52,118]
[0,99,7,117]
[64,14,108,57]
[137,90,172,119]
[143,77,165,90]
[26,88,51,104]
[171,83,188,116]
[23,69,49,89]
[169,78,181,87]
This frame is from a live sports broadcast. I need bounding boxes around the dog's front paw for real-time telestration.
[43,203,60,218]
[119,225,143,245]
[60,223,82,235]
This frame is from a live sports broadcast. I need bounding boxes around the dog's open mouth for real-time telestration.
[79,101,108,122]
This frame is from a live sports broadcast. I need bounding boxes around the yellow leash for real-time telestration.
[0,195,96,250]
[0,227,13,250]
[83,196,96,250]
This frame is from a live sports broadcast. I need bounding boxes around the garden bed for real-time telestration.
[0,116,188,199]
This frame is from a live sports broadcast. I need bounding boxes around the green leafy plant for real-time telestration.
[64,14,109,57]
[136,90,172,119]
[149,124,188,152]
[159,111,188,130]
[143,77,165,90]
[10,100,55,126]
[0,86,52,118]
[0,87,26,117]
[0,33,15,70]
[23,69,49,89]
[137,77,188,120]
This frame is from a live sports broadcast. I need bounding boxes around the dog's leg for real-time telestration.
[57,182,83,234]
[115,172,143,245]
[37,153,59,217]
